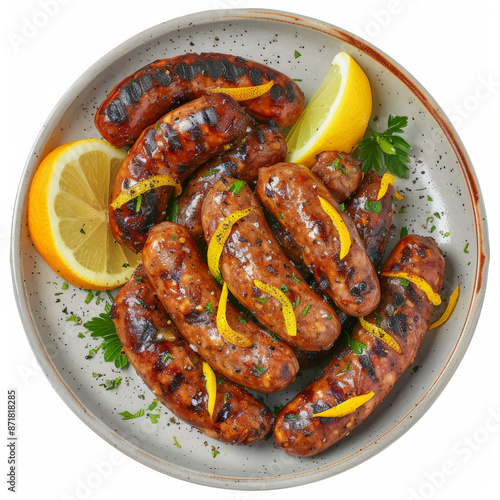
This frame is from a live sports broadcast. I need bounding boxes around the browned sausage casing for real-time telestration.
[273,235,445,457]
[201,177,341,352]
[95,52,305,148]
[109,93,253,253]
[346,170,396,270]
[111,266,272,444]
[311,151,363,203]
[142,221,299,393]
[256,162,381,317]
[176,123,287,247]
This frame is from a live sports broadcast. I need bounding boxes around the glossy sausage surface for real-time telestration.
[142,222,299,393]
[95,52,305,148]
[273,235,445,456]
[176,123,286,246]
[346,170,396,270]
[256,162,380,317]
[111,266,272,444]
[201,177,341,352]
[109,93,253,253]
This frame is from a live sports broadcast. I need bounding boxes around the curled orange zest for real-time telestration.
[359,317,402,353]
[430,285,460,330]
[318,196,351,259]
[202,361,217,418]
[313,391,374,418]
[253,280,297,337]
[216,282,253,348]
[207,207,253,281]
[206,80,275,101]
[110,174,182,209]
[380,271,442,306]
[376,173,396,200]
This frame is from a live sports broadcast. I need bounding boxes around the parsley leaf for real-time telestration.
[227,180,246,195]
[83,313,128,369]
[356,115,411,178]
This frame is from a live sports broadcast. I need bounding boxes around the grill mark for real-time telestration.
[285,82,296,103]
[270,84,283,101]
[216,402,231,423]
[106,99,128,124]
[387,312,408,339]
[138,74,153,92]
[168,372,185,393]
[154,69,172,86]
[202,60,226,81]
[143,128,157,157]
[358,353,379,382]
[164,124,183,152]
[184,310,211,326]
[201,106,219,127]
[135,322,157,353]
[123,80,142,103]
[255,127,266,144]
[248,68,263,86]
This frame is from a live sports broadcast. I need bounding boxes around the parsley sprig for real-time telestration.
[83,313,128,369]
[356,115,411,178]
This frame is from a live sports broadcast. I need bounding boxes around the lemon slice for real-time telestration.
[28,138,141,290]
[286,51,372,166]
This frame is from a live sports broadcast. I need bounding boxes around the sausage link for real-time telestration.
[176,123,286,247]
[109,93,253,253]
[273,235,445,456]
[256,162,380,317]
[201,177,341,352]
[346,170,396,270]
[110,265,272,444]
[95,52,305,148]
[311,151,363,203]
[142,222,299,393]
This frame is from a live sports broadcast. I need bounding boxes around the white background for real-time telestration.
[3,0,499,499]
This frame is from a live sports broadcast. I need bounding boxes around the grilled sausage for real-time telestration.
[109,93,253,253]
[142,221,299,393]
[110,266,272,444]
[311,151,363,203]
[95,52,305,148]
[256,162,380,317]
[176,123,287,247]
[201,177,340,352]
[273,235,445,456]
[345,170,396,270]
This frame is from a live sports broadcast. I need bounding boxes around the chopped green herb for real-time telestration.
[84,290,94,304]
[412,365,420,373]
[427,195,434,201]
[122,263,130,268]
[148,401,158,411]
[374,312,383,326]
[227,180,247,195]
[62,282,69,290]
[340,361,352,373]
[365,200,382,213]
[171,235,177,241]
[55,292,63,296]
[138,394,145,400]
[293,78,302,82]
[339,203,345,212]
[135,194,142,212]
[400,226,408,238]
[398,206,406,214]
[254,296,270,303]
[430,225,436,233]
[149,412,160,424]
[236,317,247,323]
[433,212,441,219]
[80,226,86,235]
[77,332,85,339]
[212,449,220,458]
[292,297,300,308]
[280,284,289,293]
[162,353,175,363]
[284,413,301,421]
[278,212,284,220]
[155,123,161,130]
[205,302,213,313]
[100,377,122,391]
[119,408,145,420]
[356,115,411,178]
[84,313,128,369]
[202,167,220,178]
[399,278,410,287]
[294,50,301,59]
[345,332,366,354]
[302,305,311,316]
[217,377,224,386]
[66,314,82,326]
[464,243,469,254]
[444,232,450,237]
[291,273,302,283]
[253,365,267,376]
[173,436,181,448]
[166,197,179,222]
[272,404,285,417]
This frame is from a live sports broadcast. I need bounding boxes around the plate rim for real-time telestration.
[10,7,489,490]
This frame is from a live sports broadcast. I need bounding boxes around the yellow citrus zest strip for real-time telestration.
[216,282,253,348]
[393,191,404,201]
[111,174,182,209]
[380,271,442,306]
[313,391,375,418]
[206,80,274,101]
[430,285,460,330]
[359,317,402,354]
[376,173,396,200]
[207,207,253,280]
[253,280,297,337]
[318,196,351,259]
[202,361,217,418]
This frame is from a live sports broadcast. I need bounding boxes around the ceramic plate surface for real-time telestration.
[11,8,488,490]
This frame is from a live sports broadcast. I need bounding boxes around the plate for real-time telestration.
[10,8,488,490]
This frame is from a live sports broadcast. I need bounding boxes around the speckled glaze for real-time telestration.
[10,9,489,490]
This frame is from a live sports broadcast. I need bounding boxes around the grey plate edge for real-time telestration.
[9,7,490,491]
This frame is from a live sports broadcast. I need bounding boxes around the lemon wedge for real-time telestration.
[28,138,141,290]
[286,51,372,166]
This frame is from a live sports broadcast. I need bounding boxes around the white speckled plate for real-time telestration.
[11,8,488,490]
